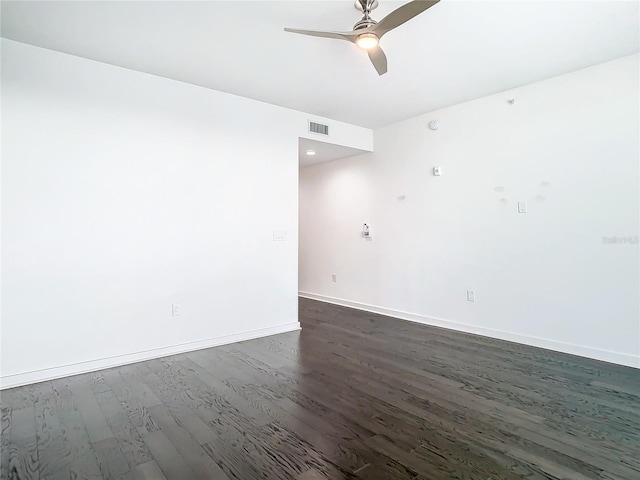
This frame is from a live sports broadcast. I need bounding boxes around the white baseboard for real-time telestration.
[0,322,301,390]
[299,291,640,369]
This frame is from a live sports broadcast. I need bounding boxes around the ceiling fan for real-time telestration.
[284,0,440,76]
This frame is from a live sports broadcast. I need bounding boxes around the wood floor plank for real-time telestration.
[141,371,222,426]
[205,419,358,480]
[2,297,638,479]
[67,381,115,444]
[147,405,230,480]
[172,356,273,427]
[186,349,245,382]
[170,413,221,447]
[1,386,34,411]
[94,389,154,469]
[297,469,333,480]
[102,368,160,436]
[1,406,11,480]
[141,429,197,480]
[126,460,168,480]
[93,437,130,480]
[222,377,370,474]
[7,406,39,480]
[53,385,103,479]
[88,370,112,395]
[301,321,640,449]
[34,391,72,479]
[117,366,163,408]
[353,460,418,480]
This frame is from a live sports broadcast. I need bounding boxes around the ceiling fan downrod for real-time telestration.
[354,0,379,30]
[355,0,379,19]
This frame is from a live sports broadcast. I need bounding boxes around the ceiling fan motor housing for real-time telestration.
[353,18,378,30]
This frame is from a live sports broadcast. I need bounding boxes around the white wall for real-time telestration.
[300,54,640,368]
[0,39,371,388]
[300,115,373,152]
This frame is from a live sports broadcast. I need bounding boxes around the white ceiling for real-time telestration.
[1,0,638,131]
[299,137,369,168]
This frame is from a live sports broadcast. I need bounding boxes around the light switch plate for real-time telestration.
[273,230,288,241]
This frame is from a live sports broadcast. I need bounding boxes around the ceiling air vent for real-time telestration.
[309,121,329,136]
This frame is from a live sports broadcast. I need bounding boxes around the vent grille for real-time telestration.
[309,121,329,136]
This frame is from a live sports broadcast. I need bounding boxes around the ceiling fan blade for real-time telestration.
[368,46,388,75]
[373,0,440,38]
[284,28,358,43]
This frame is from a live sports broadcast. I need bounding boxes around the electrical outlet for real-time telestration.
[331,274,337,283]
[172,304,182,316]
[518,201,527,213]
[467,290,475,302]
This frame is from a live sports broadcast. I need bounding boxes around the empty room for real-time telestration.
[1,1,639,479]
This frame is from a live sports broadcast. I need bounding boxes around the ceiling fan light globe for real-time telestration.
[355,33,379,50]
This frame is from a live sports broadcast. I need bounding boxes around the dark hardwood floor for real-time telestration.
[1,297,639,479]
